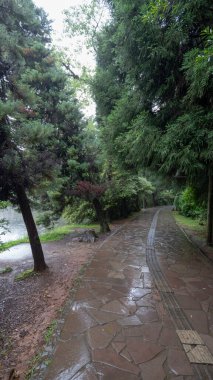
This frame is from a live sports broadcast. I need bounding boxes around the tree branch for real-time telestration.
[62,63,80,80]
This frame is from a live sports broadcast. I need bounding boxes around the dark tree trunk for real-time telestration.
[207,168,213,246]
[92,198,110,233]
[121,198,129,218]
[135,196,141,212]
[143,197,147,209]
[152,192,157,207]
[15,184,47,271]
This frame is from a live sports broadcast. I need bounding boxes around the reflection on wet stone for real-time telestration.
[41,208,213,380]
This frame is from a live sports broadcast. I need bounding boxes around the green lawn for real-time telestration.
[173,211,206,236]
[0,223,98,253]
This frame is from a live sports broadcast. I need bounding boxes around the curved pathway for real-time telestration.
[35,207,213,380]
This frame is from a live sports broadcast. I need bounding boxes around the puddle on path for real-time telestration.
[0,243,32,262]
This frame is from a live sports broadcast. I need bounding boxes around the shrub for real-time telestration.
[63,199,96,224]
[176,186,207,222]
[157,189,176,206]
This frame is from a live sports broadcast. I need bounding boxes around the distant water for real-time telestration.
[0,207,46,243]
[0,243,33,261]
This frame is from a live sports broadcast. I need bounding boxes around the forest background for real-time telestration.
[0,0,212,272]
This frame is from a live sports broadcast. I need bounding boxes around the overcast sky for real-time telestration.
[33,0,89,39]
[33,0,97,117]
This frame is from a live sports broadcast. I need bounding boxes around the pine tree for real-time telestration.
[93,0,213,244]
[0,0,54,270]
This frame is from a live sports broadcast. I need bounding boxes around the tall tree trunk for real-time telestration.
[152,192,157,207]
[135,196,141,212]
[15,184,47,271]
[121,198,128,218]
[207,167,213,246]
[92,198,110,233]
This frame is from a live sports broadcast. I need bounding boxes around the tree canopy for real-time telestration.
[0,0,212,262]
[92,0,213,243]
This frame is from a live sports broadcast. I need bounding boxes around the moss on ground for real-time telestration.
[15,269,38,281]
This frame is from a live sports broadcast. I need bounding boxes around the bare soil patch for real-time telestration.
[0,229,115,380]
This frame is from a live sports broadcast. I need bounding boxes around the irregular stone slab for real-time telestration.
[120,348,132,362]
[126,338,163,364]
[140,322,162,341]
[112,284,130,296]
[136,307,159,323]
[131,287,151,300]
[85,268,109,280]
[92,347,140,375]
[123,322,162,342]
[176,330,204,345]
[124,267,141,279]
[75,288,93,301]
[87,322,120,349]
[45,336,90,380]
[60,310,96,339]
[136,293,156,307]
[92,287,125,302]
[167,276,185,289]
[94,363,139,380]
[113,331,125,343]
[159,328,181,348]
[156,304,174,329]
[71,299,102,312]
[118,315,142,327]
[170,264,188,274]
[143,273,154,288]
[189,289,210,302]
[167,349,194,376]
[139,350,167,380]
[119,298,137,314]
[109,261,126,271]
[141,265,150,273]
[72,364,97,380]
[130,279,144,288]
[201,299,210,313]
[183,344,213,364]
[101,300,129,315]
[108,271,125,280]
[184,310,209,334]
[88,309,120,324]
[112,342,126,354]
[200,333,213,354]
[122,326,144,337]
[175,295,201,310]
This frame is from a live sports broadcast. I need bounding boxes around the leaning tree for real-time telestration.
[0,0,58,270]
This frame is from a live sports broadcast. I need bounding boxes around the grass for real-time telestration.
[44,320,57,344]
[0,237,27,252]
[39,223,98,243]
[15,269,38,281]
[0,223,98,253]
[0,266,13,274]
[173,211,206,236]
[25,353,42,380]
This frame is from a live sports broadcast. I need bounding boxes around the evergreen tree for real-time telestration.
[93,0,213,244]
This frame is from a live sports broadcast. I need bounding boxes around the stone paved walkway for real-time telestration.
[38,207,213,380]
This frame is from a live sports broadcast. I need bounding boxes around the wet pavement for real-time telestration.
[36,207,213,380]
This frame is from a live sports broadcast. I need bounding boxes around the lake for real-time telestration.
[0,207,46,243]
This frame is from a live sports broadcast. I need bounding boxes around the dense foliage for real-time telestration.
[92,0,213,243]
[1,0,212,262]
